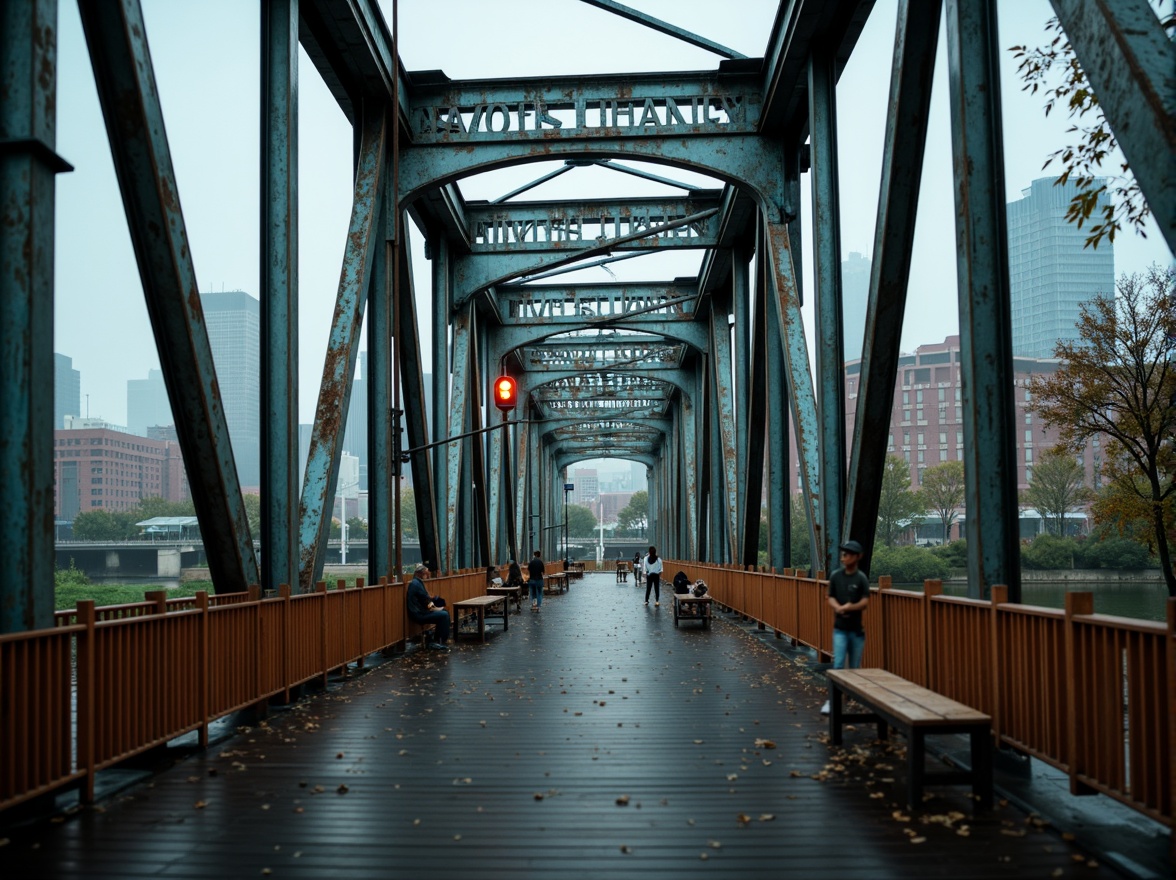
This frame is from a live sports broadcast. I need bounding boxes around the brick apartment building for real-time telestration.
[54,425,189,521]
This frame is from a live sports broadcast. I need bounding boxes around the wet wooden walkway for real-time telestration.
[2,573,1102,878]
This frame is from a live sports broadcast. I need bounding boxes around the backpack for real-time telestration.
[672,571,691,594]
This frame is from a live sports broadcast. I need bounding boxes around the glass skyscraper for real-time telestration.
[201,291,261,487]
[1007,177,1115,359]
[54,353,80,429]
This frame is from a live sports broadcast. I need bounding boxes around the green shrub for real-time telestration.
[1021,534,1076,570]
[869,545,950,585]
[1076,537,1153,570]
[931,539,967,568]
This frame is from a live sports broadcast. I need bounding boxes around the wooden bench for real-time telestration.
[452,595,509,642]
[486,584,522,614]
[826,668,993,810]
[543,572,568,595]
[405,619,436,650]
[671,593,712,628]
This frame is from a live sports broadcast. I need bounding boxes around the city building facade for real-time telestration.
[54,424,188,519]
[1007,177,1115,359]
[201,291,260,488]
[54,353,80,430]
[127,368,174,437]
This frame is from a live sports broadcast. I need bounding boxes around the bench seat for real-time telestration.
[672,593,711,628]
[826,668,993,810]
[453,595,509,642]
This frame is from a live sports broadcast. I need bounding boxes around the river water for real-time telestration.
[936,579,1170,623]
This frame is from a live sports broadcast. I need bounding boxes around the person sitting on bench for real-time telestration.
[406,564,451,651]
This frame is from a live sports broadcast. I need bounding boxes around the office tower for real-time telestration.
[1008,177,1115,359]
[344,352,369,491]
[54,424,187,516]
[54,353,80,430]
[841,252,870,362]
[201,291,261,487]
[127,368,174,437]
[571,468,598,506]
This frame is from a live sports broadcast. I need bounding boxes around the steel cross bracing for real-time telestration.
[4,0,1171,628]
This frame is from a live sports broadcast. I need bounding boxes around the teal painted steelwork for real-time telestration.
[430,235,451,570]
[844,0,941,573]
[260,0,300,596]
[709,300,740,561]
[297,105,386,590]
[367,205,392,582]
[809,49,847,576]
[0,0,66,633]
[445,305,472,571]
[945,0,1021,601]
[81,0,260,595]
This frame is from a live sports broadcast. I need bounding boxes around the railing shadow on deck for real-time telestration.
[670,561,1174,834]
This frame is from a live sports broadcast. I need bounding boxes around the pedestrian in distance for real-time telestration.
[821,540,870,713]
[405,564,451,651]
[527,550,546,612]
[644,545,663,606]
[506,560,525,589]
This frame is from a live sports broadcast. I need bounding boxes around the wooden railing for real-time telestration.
[671,562,1174,830]
[1,569,486,813]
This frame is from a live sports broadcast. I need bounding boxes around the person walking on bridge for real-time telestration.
[527,550,546,613]
[643,546,663,606]
[821,540,869,713]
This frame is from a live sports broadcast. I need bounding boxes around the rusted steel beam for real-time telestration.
[445,305,472,571]
[681,393,699,558]
[809,47,847,575]
[499,281,697,322]
[368,206,393,582]
[499,322,707,357]
[764,220,822,567]
[297,105,386,591]
[430,235,451,569]
[709,302,740,561]
[945,0,1021,601]
[740,244,768,568]
[732,243,751,555]
[394,237,440,574]
[80,0,259,595]
[579,0,746,60]
[260,0,300,596]
[0,0,70,633]
[1050,0,1176,254]
[467,329,490,565]
[845,0,941,572]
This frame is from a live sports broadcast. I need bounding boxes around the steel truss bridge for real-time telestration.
[2,0,1172,630]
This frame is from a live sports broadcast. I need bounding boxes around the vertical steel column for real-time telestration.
[430,236,450,569]
[696,366,710,560]
[394,240,440,571]
[946,0,1021,601]
[296,104,385,590]
[81,0,259,595]
[445,304,471,571]
[708,367,725,562]
[501,414,517,562]
[0,0,69,633]
[468,328,489,565]
[514,407,530,560]
[844,0,941,570]
[740,245,769,567]
[764,219,821,567]
[367,211,392,582]
[488,397,503,561]
[681,393,698,558]
[732,250,750,553]
[260,0,299,595]
[809,48,847,573]
[709,303,740,560]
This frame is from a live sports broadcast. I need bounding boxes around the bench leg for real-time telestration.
[907,729,926,810]
[970,727,994,809]
[829,685,844,745]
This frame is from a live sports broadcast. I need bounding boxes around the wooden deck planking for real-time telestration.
[1,573,1097,878]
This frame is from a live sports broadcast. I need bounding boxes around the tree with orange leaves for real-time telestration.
[1030,266,1175,596]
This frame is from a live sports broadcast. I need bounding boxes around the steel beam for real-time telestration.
[1050,0,1176,254]
[81,0,259,595]
[740,245,768,567]
[399,135,788,223]
[499,281,697,322]
[844,0,941,571]
[430,235,451,569]
[367,208,392,582]
[732,243,751,555]
[764,220,821,567]
[809,48,846,574]
[445,304,472,571]
[260,0,300,595]
[0,0,69,633]
[681,392,698,558]
[709,302,740,561]
[579,0,747,60]
[296,105,385,590]
[498,322,707,358]
[945,0,1021,601]
[763,219,790,571]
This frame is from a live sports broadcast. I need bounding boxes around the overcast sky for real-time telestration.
[52,0,1172,431]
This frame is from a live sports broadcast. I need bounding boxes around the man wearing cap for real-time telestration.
[406,564,451,651]
[821,539,870,714]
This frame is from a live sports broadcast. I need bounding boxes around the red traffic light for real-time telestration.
[493,375,518,412]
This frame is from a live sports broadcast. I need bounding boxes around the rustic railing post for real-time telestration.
[989,584,1008,745]
[876,575,891,673]
[144,590,167,614]
[355,577,366,669]
[280,584,291,703]
[76,600,96,804]
[197,591,209,747]
[922,579,943,688]
[250,585,262,705]
[1064,591,1094,795]
[317,581,328,686]
[248,584,261,601]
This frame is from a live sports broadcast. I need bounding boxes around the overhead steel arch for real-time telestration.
[523,369,692,402]
[493,321,709,360]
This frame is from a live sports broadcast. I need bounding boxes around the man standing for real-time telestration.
[821,540,870,714]
[527,550,545,612]
[406,564,451,651]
